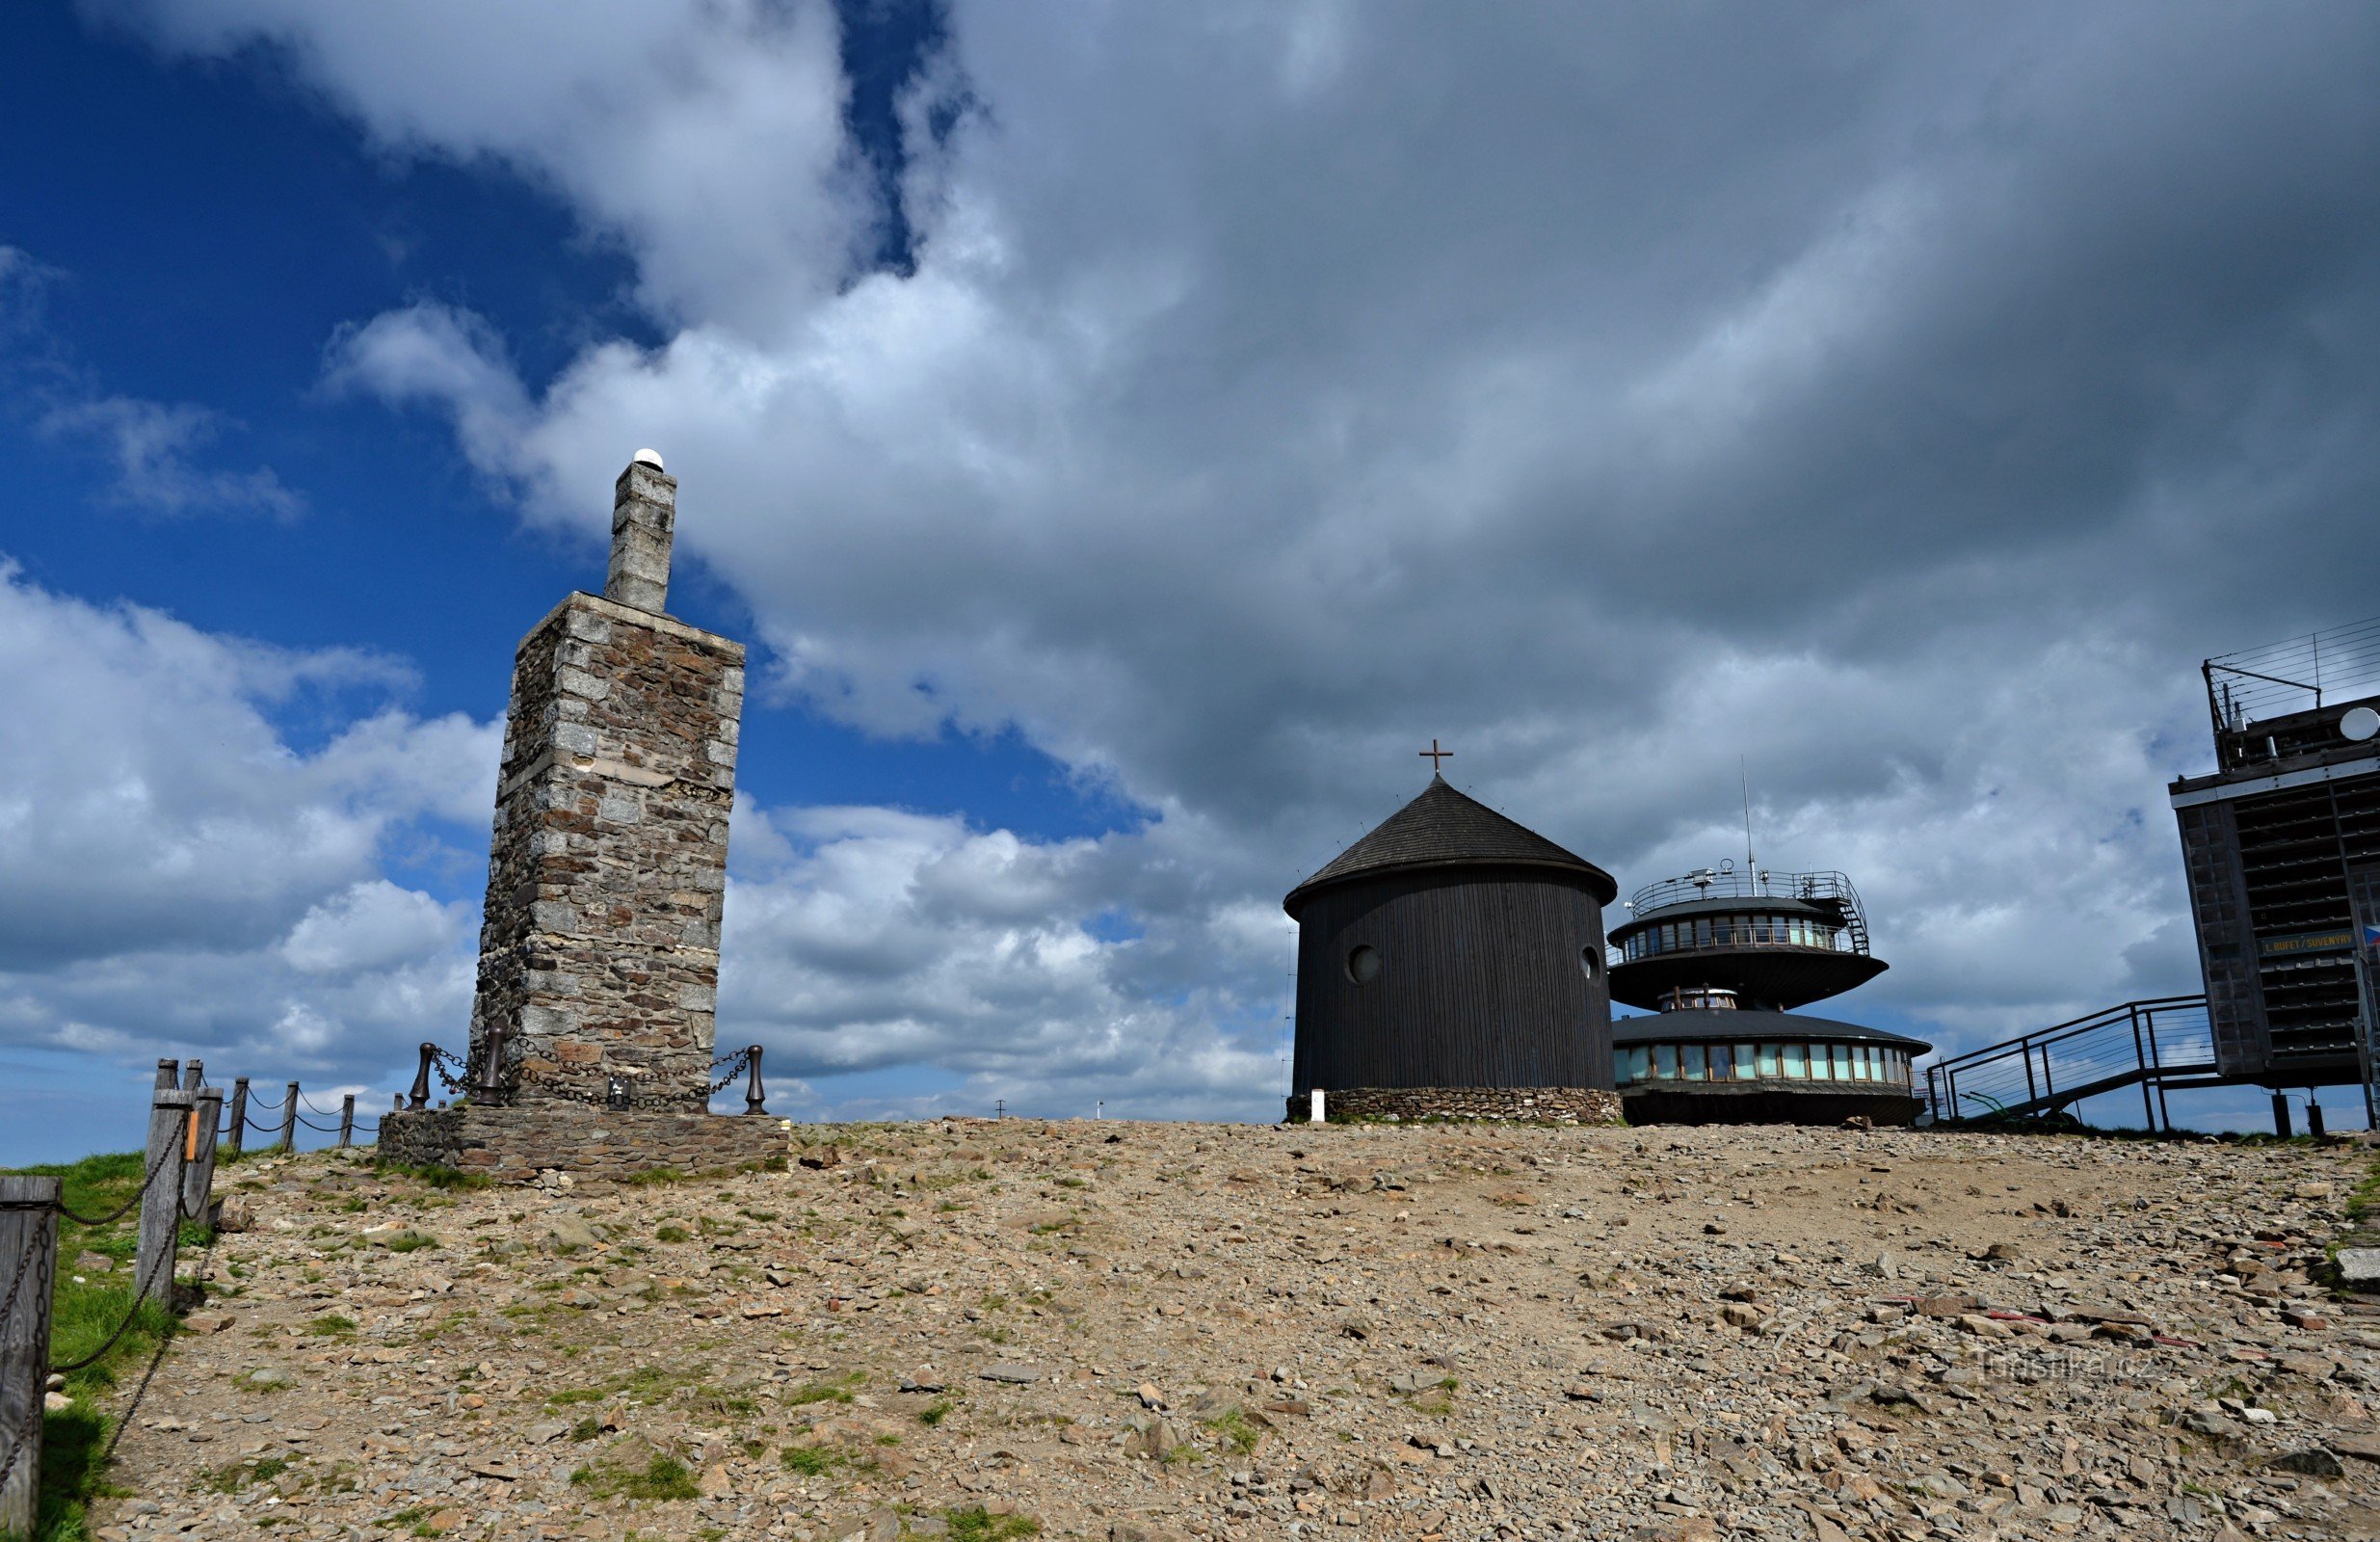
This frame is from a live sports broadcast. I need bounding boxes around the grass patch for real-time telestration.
[544,1364,692,1409]
[382,1231,439,1254]
[375,1161,492,1191]
[784,1371,864,1407]
[197,1454,295,1493]
[780,1444,840,1476]
[569,1454,701,1502]
[918,1399,954,1427]
[2344,1156,2380,1228]
[1202,1408,1264,1455]
[654,1223,691,1243]
[305,1314,358,1337]
[684,1385,759,1419]
[623,1167,688,1187]
[943,1507,1041,1541]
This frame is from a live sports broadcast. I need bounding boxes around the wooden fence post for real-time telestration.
[153,1058,178,1092]
[180,1059,203,1093]
[225,1077,249,1160]
[278,1082,299,1155]
[137,1090,194,1308]
[338,1095,357,1148]
[184,1088,224,1225]
[0,1175,61,1538]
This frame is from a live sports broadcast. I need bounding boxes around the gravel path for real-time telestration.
[84,1120,2380,1541]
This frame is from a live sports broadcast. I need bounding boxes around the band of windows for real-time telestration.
[1619,914,1842,961]
[1616,1041,1912,1086]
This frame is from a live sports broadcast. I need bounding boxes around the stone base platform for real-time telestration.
[379,1103,786,1182]
[1290,1086,1624,1126]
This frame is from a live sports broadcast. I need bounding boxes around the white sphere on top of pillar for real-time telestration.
[632,448,665,470]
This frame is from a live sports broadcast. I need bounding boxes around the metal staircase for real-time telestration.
[1920,995,2245,1130]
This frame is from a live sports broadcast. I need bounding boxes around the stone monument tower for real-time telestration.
[381,452,782,1179]
[468,451,740,1109]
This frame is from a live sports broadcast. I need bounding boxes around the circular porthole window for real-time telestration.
[1345,944,1382,984]
[1580,946,1599,978]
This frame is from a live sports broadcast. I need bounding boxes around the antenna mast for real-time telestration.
[1741,758,1757,892]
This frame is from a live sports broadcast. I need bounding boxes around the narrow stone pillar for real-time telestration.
[467,454,741,1110]
[605,451,675,615]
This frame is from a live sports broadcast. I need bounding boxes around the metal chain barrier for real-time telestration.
[46,1237,176,1374]
[0,1390,38,1520]
[51,1140,178,1229]
[708,1047,754,1096]
[402,1040,756,1111]
[0,1209,40,1345]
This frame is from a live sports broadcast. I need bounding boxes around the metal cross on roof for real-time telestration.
[1419,738,1453,771]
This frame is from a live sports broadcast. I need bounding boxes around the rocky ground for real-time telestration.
[80,1119,2380,1542]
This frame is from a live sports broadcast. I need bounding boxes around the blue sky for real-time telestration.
[4,1,2378,1161]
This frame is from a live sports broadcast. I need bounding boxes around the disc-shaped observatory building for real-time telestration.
[1283,775,1622,1123]
[1605,866,1929,1124]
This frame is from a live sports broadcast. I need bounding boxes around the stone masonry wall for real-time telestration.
[380,1105,784,1183]
[1291,1085,1625,1126]
[469,589,744,1111]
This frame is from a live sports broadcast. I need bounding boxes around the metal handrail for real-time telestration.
[2204,615,2380,733]
[1924,995,2212,1128]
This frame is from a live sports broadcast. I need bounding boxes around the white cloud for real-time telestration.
[720,803,1285,1121]
[280,881,465,976]
[39,396,304,519]
[79,3,2380,1121]
[0,565,494,1081]
[2,241,304,521]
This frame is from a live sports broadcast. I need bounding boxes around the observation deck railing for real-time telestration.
[1621,869,1871,955]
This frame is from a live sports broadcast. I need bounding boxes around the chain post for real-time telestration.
[339,1095,357,1148]
[0,1175,62,1537]
[180,1059,203,1093]
[137,1090,194,1308]
[472,1025,510,1104]
[277,1082,300,1154]
[225,1077,249,1159]
[183,1088,224,1224]
[408,1045,436,1111]
[153,1058,178,1092]
[744,1046,767,1115]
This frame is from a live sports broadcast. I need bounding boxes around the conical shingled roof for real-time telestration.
[1283,775,1615,917]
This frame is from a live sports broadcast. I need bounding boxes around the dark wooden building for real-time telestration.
[1283,775,1619,1120]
